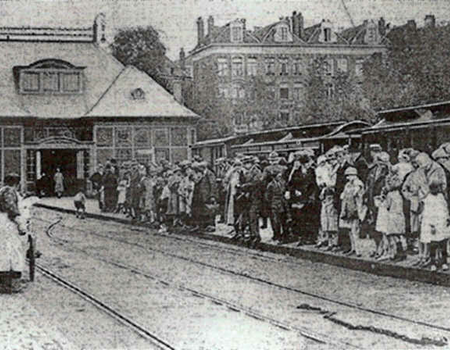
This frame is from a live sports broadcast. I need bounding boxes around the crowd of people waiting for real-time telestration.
[88,141,450,272]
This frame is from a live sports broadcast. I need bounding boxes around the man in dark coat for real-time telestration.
[89,165,104,210]
[286,151,319,246]
[191,161,218,230]
[239,156,263,246]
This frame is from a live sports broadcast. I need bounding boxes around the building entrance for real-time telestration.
[40,149,78,196]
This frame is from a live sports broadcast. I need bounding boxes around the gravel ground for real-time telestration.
[28,207,450,349]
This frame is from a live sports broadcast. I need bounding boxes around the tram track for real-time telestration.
[36,263,176,350]
[35,213,450,348]
[38,217,355,349]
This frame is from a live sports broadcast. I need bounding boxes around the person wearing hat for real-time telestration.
[414,152,448,271]
[401,149,426,257]
[286,150,319,246]
[223,159,245,239]
[239,155,263,246]
[191,160,218,232]
[315,154,339,250]
[261,151,287,233]
[0,173,34,292]
[339,167,366,257]
[178,163,195,228]
[331,146,354,252]
[365,151,391,257]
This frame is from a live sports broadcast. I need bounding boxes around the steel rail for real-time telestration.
[39,241,357,349]
[35,214,450,334]
[36,263,176,350]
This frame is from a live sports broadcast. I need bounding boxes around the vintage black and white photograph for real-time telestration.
[0,0,450,349]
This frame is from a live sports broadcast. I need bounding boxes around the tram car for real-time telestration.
[349,100,450,162]
[192,120,369,172]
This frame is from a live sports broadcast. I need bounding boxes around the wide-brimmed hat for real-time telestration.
[432,147,448,160]
[268,151,279,160]
[344,167,358,176]
[369,144,382,152]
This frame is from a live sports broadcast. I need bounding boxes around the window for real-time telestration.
[62,73,80,92]
[326,83,334,99]
[281,27,288,41]
[217,58,229,76]
[266,58,276,75]
[324,28,332,42]
[336,58,348,73]
[247,58,258,76]
[20,70,82,94]
[323,58,334,76]
[231,26,243,42]
[280,60,289,75]
[366,27,377,43]
[293,82,304,101]
[280,83,289,99]
[218,84,229,98]
[355,59,364,77]
[21,72,40,92]
[232,57,243,77]
[231,84,245,99]
[292,61,302,76]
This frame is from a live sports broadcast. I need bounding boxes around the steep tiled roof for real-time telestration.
[0,39,197,120]
[85,66,198,118]
[0,41,123,119]
[303,24,322,43]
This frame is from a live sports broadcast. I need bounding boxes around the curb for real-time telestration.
[35,203,450,287]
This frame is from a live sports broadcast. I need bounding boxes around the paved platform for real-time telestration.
[35,196,450,287]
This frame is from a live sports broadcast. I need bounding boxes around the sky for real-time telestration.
[0,0,449,59]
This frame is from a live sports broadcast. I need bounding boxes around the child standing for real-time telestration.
[73,188,86,219]
[421,182,450,271]
[339,167,366,257]
[116,176,128,214]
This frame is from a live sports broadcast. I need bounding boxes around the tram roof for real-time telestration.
[351,100,450,133]
[193,120,346,149]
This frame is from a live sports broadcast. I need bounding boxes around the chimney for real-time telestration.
[298,12,304,39]
[407,19,417,30]
[425,14,436,28]
[292,11,299,36]
[172,79,184,104]
[93,13,108,49]
[378,17,386,36]
[242,18,246,33]
[197,17,204,45]
[208,16,214,36]
[179,48,185,70]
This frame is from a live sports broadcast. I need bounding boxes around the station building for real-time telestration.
[0,14,198,194]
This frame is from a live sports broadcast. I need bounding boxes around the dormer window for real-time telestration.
[231,25,243,42]
[275,24,292,42]
[17,59,84,94]
[366,25,378,44]
[281,27,288,41]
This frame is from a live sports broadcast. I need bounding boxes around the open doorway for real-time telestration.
[40,149,78,196]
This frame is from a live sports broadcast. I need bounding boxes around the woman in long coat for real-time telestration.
[0,174,29,291]
[54,168,64,198]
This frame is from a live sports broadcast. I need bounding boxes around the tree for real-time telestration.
[300,57,375,123]
[110,26,169,90]
[363,23,450,111]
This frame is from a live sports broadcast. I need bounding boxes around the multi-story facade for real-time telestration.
[0,14,198,194]
[182,12,387,134]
